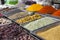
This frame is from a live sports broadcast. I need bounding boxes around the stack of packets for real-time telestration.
[26,4,60,18]
[0,16,43,40]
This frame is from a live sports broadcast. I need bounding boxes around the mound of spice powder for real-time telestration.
[52,9,60,17]
[38,6,57,14]
[26,4,43,12]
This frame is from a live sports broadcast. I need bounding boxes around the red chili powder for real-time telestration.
[38,6,57,14]
[52,9,60,17]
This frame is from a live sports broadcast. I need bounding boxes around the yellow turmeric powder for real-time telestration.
[26,4,43,12]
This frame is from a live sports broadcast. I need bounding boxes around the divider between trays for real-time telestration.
[29,32,44,40]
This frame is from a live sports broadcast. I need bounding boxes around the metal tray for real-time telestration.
[1,8,22,17]
[31,21,60,40]
[15,13,44,25]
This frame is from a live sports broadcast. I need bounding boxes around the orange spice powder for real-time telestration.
[52,9,60,17]
[38,6,57,14]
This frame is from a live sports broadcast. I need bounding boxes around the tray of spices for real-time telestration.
[8,11,32,20]
[0,22,43,40]
[1,8,22,16]
[32,21,60,40]
[0,7,15,12]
